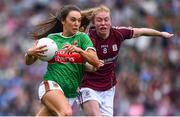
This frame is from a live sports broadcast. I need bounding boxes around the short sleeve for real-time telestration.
[113,26,134,40]
[80,33,96,51]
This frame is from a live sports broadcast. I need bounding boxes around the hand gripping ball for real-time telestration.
[37,38,58,61]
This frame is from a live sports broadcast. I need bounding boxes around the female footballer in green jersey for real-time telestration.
[25,5,101,116]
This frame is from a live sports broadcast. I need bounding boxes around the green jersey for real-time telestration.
[43,32,95,98]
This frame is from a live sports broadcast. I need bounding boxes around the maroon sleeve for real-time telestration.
[113,26,134,40]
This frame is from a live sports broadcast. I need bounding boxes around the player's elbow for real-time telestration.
[132,28,144,38]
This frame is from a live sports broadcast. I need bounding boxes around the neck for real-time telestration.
[62,32,71,37]
[62,28,74,37]
[97,31,110,39]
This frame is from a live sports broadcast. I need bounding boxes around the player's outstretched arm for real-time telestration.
[132,28,174,39]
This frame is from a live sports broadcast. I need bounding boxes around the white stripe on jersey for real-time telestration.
[112,26,133,30]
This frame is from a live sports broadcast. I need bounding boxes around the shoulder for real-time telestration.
[48,33,60,38]
[111,26,133,35]
[112,26,133,31]
[111,26,134,39]
[76,32,90,38]
[77,31,88,36]
[88,27,97,37]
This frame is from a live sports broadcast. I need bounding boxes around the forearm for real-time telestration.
[85,62,97,72]
[25,53,38,65]
[63,44,100,67]
[79,49,100,68]
[133,28,163,38]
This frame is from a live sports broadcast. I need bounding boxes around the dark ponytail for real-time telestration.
[31,5,81,40]
[31,17,62,40]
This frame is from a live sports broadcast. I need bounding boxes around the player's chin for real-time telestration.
[100,31,108,35]
[72,29,78,34]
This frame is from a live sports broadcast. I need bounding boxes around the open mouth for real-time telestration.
[100,27,107,32]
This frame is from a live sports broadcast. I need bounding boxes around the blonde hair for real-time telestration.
[80,5,111,31]
[81,5,110,20]
[93,5,111,19]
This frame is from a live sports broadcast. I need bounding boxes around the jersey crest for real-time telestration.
[112,44,118,51]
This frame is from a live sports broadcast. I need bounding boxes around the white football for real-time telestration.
[37,37,58,61]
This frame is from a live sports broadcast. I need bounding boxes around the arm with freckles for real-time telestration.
[25,51,38,65]
[79,49,101,68]
[25,41,48,65]
[63,44,102,69]
[85,59,104,72]
[132,28,174,39]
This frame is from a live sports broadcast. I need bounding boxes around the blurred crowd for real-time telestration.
[0,0,179,116]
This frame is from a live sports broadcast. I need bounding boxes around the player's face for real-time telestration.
[63,11,81,36]
[93,11,111,38]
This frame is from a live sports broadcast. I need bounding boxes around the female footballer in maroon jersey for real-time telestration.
[78,5,174,116]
